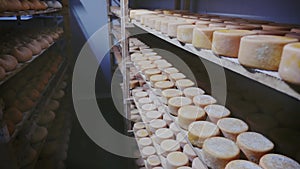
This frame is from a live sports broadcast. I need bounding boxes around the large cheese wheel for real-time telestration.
[142,104,157,112]
[225,160,263,169]
[138,97,153,107]
[193,95,217,108]
[162,89,183,104]
[236,132,274,163]
[175,79,195,90]
[177,25,196,43]
[217,117,249,141]
[148,55,162,61]
[212,29,256,57]
[146,111,163,122]
[188,121,220,148]
[192,27,226,49]
[154,128,174,144]
[278,43,300,84]
[203,137,240,169]
[209,23,227,28]
[259,153,300,169]
[134,91,148,100]
[166,152,189,169]
[140,64,157,72]
[178,105,206,130]
[183,87,205,99]
[238,35,298,70]
[262,24,291,31]
[168,97,192,116]
[160,139,181,157]
[168,21,192,38]
[133,122,146,132]
[204,104,230,123]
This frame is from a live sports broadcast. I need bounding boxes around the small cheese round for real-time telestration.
[204,104,230,123]
[131,109,139,115]
[278,43,300,84]
[138,97,153,107]
[146,155,161,168]
[148,55,162,61]
[262,24,291,31]
[133,122,146,132]
[183,87,205,99]
[175,79,195,90]
[168,21,192,38]
[169,73,186,81]
[142,104,157,112]
[217,118,249,141]
[157,62,173,70]
[177,25,196,43]
[164,67,179,75]
[183,144,197,161]
[145,69,162,81]
[149,119,167,133]
[154,81,175,90]
[150,74,168,86]
[161,139,181,157]
[212,29,256,57]
[142,146,156,157]
[195,20,212,27]
[225,160,263,169]
[154,128,174,144]
[144,52,158,57]
[192,158,207,169]
[135,91,148,99]
[169,122,181,135]
[31,126,48,144]
[178,105,206,130]
[176,132,188,148]
[168,97,192,116]
[192,27,226,49]
[146,111,163,122]
[136,129,149,138]
[162,89,183,104]
[236,132,274,163]
[166,152,189,169]
[140,64,157,72]
[203,137,240,169]
[137,60,153,66]
[238,35,298,70]
[193,95,217,108]
[259,153,300,169]
[188,121,220,148]
[138,137,152,148]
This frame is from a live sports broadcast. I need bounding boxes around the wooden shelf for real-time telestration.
[0,8,61,17]
[132,20,300,101]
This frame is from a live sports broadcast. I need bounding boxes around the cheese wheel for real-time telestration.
[138,137,152,148]
[161,19,178,34]
[141,15,158,25]
[131,109,139,115]
[176,132,188,148]
[183,87,205,99]
[169,73,186,82]
[204,104,230,123]
[238,35,298,70]
[175,79,195,90]
[155,18,166,31]
[150,74,168,86]
[146,111,163,122]
[162,89,183,104]
[149,119,167,133]
[132,88,144,95]
[195,21,212,27]
[142,146,156,157]
[164,67,179,75]
[259,153,300,169]
[154,81,174,90]
[177,25,196,43]
[146,155,161,168]
[148,55,162,61]
[192,27,226,49]
[262,24,291,31]
[137,60,153,66]
[136,129,149,138]
[169,122,181,135]
[141,48,154,53]
[226,24,257,30]
[212,29,256,57]
[157,62,173,70]
[178,167,192,169]
[193,95,217,108]
[225,160,263,169]
[236,132,274,163]
[140,64,157,72]
[134,91,148,99]
[154,59,168,65]
[161,139,181,157]
[138,97,153,107]
[188,121,220,148]
[168,21,192,38]
[133,122,146,132]
[144,52,158,57]
[217,118,249,141]
[278,43,300,84]
[30,126,48,144]
[154,128,174,144]
[192,158,207,169]
[142,104,157,112]
[166,152,189,169]
[203,137,240,169]
[183,144,197,161]
[178,105,206,130]
[168,97,192,116]
[37,110,56,126]
[209,23,227,28]
[144,69,161,81]
[147,17,162,28]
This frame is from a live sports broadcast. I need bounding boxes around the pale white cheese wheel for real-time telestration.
[192,157,207,169]
[162,89,183,104]
[144,69,161,81]
[175,79,195,90]
[132,88,144,95]
[133,122,146,132]
[134,91,148,100]
[136,60,153,66]
[164,67,179,75]
[166,152,189,169]
[140,64,157,72]
[150,74,168,86]
[217,117,249,141]
[144,52,158,57]
[141,15,158,25]
[148,55,162,61]
[168,97,192,116]
[178,105,206,130]
[146,155,161,169]
[161,19,177,34]
[147,17,163,28]
[138,137,153,149]
[157,62,173,70]
[238,35,298,70]
[169,122,181,135]
[138,97,153,107]
[153,59,168,65]
[212,29,256,57]
[279,42,300,84]
[154,128,174,144]
[149,119,167,133]
[225,160,263,169]
[188,121,220,148]
[209,23,227,28]
[193,95,217,108]
[154,81,175,90]
[183,144,197,161]
[136,129,149,138]
[236,132,274,163]
[146,111,163,122]
[177,25,196,43]
[142,103,157,112]
[176,132,188,148]
[259,153,300,169]
[183,87,205,99]
[141,48,154,53]
[169,73,186,81]
[195,20,212,27]
[204,104,230,123]
[168,21,192,38]
[203,137,240,169]
[161,139,181,157]
[192,27,226,49]
[142,146,156,157]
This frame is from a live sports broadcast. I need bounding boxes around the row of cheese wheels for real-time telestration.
[131,10,300,85]
[128,38,300,169]
[0,0,62,12]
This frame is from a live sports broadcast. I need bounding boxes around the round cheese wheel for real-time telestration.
[176,132,188,148]
[38,110,56,126]
[212,29,256,57]
[195,20,212,27]
[192,157,207,169]
[203,137,240,169]
[204,104,230,123]
[149,119,167,133]
[217,118,249,141]
[154,128,174,144]
[134,91,148,99]
[238,35,298,70]
[278,43,300,84]
[162,89,183,104]
[133,122,146,132]
[177,25,196,43]
[131,109,139,115]
[157,62,173,70]
[226,24,257,30]
[166,152,189,169]
[140,64,157,72]
[168,21,192,38]
[138,137,152,148]
[4,107,23,124]
[183,144,196,161]
[225,160,263,169]
[148,55,162,61]
[136,129,149,138]
[259,153,300,169]
[146,155,161,168]
[161,139,181,157]
[142,104,157,112]
[150,74,168,86]
[236,132,274,163]
[168,97,192,116]
[192,27,226,49]
[169,122,181,135]
[188,121,220,148]
[193,95,217,108]
[144,52,158,57]
[262,24,291,31]
[142,146,156,157]
[47,100,60,111]
[209,23,227,28]
[175,79,195,90]
[154,81,174,90]
[164,67,179,75]
[146,111,163,122]
[178,105,206,130]
[137,60,153,66]
[183,87,205,99]
[138,97,153,107]
[169,73,186,81]
[30,126,48,144]
[145,69,161,81]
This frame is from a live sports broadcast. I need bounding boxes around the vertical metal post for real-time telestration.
[107,0,115,73]
[183,0,191,11]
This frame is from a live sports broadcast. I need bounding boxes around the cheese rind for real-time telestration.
[217,117,249,141]
[175,79,195,90]
[259,153,300,169]
[183,87,205,99]
[192,27,226,49]
[193,95,217,108]
[162,89,183,104]
[168,97,192,116]
[168,22,192,38]
[204,104,230,123]
[166,152,189,169]
[225,160,263,169]
[177,25,196,43]
[160,139,181,157]
[178,105,206,130]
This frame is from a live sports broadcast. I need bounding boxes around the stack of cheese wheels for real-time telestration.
[146,155,161,168]
[217,117,249,141]
[150,74,168,87]
[192,27,226,49]
[154,128,174,144]
[166,152,189,169]
[177,25,196,43]
[236,132,274,163]
[161,89,183,104]
[160,139,181,157]
[168,21,192,38]
[175,79,195,90]
[212,29,256,57]
[204,104,231,123]
[202,137,240,169]
[238,35,298,70]
[168,96,192,116]
[278,42,300,84]
[178,105,206,130]
[188,121,220,148]
[193,95,217,108]
[183,87,205,99]
[259,153,300,169]
[225,160,263,169]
